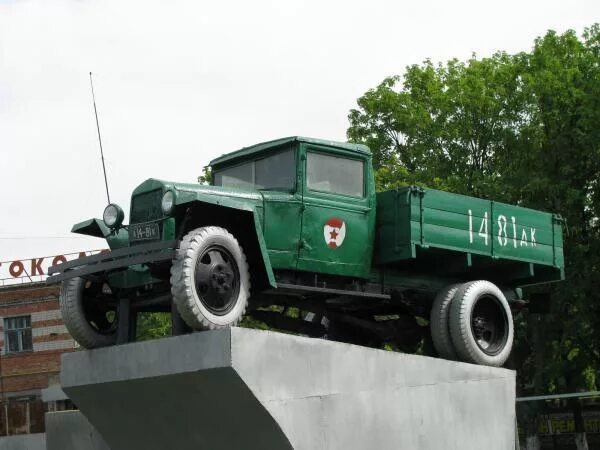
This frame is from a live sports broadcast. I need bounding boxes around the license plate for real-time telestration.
[129,222,160,241]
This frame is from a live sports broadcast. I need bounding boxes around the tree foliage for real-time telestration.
[136,312,171,341]
[348,25,600,395]
[197,165,212,185]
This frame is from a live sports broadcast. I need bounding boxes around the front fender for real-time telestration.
[71,218,129,250]
[175,198,276,290]
[174,186,259,212]
[250,210,276,288]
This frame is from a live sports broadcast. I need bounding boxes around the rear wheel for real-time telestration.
[170,226,250,330]
[59,277,119,349]
[430,284,461,360]
[449,280,514,366]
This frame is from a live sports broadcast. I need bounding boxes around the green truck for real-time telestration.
[48,137,565,367]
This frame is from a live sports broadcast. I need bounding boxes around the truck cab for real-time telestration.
[210,137,376,279]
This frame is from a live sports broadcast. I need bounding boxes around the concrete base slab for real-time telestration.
[46,411,109,450]
[0,434,45,450]
[60,328,516,450]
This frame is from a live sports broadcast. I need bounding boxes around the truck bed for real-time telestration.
[375,186,565,287]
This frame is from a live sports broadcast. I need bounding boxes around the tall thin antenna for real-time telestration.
[89,72,111,204]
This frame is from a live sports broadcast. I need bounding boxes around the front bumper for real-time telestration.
[46,240,178,284]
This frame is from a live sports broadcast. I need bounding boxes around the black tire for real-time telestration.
[449,280,514,366]
[59,278,119,349]
[430,284,461,360]
[170,226,250,330]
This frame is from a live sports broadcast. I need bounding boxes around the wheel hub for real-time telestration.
[194,245,240,316]
[82,282,119,335]
[470,295,509,356]
[211,266,233,292]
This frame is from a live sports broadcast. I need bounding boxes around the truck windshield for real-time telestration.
[213,148,295,191]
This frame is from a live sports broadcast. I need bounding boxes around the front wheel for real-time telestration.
[170,226,251,330]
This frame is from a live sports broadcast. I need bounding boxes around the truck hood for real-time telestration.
[132,178,263,212]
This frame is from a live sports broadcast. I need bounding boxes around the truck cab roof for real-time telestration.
[209,136,371,168]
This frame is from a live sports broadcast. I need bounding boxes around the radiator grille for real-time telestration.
[130,189,163,223]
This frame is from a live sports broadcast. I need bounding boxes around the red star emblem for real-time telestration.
[330,229,338,240]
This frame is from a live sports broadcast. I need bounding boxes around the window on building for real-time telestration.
[0,398,50,436]
[4,316,32,353]
[29,399,45,433]
[7,401,28,435]
[45,399,75,413]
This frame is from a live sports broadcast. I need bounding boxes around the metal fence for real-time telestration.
[516,391,600,450]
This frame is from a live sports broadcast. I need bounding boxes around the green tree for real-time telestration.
[136,312,171,341]
[515,25,600,395]
[348,52,533,199]
[198,165,212,185]
[347,25,600,426]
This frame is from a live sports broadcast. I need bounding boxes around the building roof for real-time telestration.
[209,136,371,167]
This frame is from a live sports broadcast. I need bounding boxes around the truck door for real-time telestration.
[256,147,303,272]
[297,145,375,279]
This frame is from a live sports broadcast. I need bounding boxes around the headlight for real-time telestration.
[161,191,175,214]
[103,204,124,229]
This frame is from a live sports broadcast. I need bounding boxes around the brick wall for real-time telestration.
[0,283,75,396]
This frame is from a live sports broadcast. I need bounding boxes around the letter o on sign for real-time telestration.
[52,255,67,266]
[9,261,24,278]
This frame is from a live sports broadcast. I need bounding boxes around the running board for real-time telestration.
[275,282,391,300]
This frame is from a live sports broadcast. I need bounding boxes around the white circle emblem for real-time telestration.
[324,218,346,249]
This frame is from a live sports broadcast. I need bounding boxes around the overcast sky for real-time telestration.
[0,0,597,264]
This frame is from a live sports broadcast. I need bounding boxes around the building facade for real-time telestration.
[0,282,76,436]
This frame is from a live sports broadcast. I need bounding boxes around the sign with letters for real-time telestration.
[0,250,106,285]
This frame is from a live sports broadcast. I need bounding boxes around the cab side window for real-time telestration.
[306,152,364,197]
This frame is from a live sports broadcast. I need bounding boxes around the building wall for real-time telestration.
[0,284,75,393]
[0,283,76,437]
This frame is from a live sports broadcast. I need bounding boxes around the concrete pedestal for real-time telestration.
[53,328,516,450]
[0,434,45,450]
[45,411,109,450]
